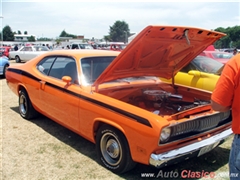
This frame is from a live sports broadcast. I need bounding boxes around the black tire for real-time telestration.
[2,64,9,78]
[96,125,136,174]
[15,56,21,63]
[19,89,38,119]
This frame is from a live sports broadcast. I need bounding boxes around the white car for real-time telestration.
[9,45,49,63]
[70,43,93,49]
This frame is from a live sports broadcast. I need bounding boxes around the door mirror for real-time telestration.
[62,76,72,85]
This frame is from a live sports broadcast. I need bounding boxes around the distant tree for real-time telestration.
[59,30,67,37]
[214,26,240,49]
[3,25,14,41]
[109,20,130,42]
[59,30,77,38]
[17,30,21,35]
[24,31,28,35]
[103,35,111,43]
[27,36,36,42]
[37,37,52,41]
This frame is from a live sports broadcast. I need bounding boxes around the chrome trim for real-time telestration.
[150,128,233,167]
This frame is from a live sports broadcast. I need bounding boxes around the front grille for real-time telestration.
[171,111,230,136]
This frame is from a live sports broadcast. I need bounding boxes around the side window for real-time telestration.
[49,57,78,83]
[37,57,56,75]
[71,44,79,49]
[81,56,115,84]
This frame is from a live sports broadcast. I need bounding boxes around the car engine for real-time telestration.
[128,89,210,116]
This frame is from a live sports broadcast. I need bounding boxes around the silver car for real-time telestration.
[9,45,49,63]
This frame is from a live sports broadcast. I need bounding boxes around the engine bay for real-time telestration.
[99,83,211,116]
[130,89,210,116]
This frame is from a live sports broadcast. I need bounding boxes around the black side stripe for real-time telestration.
[8,68,41,81]
[8,68,152,128]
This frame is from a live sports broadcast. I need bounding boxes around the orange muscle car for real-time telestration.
[6,25,232,174]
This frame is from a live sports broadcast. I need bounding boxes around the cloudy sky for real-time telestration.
[1,1,240,39]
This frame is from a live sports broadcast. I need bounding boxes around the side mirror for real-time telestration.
[188,70,201,77]
[62,76,72,85]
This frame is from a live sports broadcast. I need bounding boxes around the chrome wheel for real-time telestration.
[96,125,136,173]
[18,89,38,120]
[100,132,122,166]
[19,93,27,116]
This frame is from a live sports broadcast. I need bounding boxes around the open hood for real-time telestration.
[93,25,225,86]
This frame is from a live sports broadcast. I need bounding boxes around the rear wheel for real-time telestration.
[96,125,136,174]
[19,89,38,119]
[15,56,21,63]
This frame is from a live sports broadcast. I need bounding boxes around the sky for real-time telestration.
[1,0,240,40]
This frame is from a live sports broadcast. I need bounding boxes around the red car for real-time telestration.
[200,50,233,64]
[0,46,11,58]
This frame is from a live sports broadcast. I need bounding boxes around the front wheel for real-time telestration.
[19,89,38,119]
[96,125,136,174]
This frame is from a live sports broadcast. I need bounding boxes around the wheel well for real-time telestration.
[94,121,129,146]
[18,85,26,95]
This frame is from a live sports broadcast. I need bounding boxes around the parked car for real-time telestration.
[70,43,94,49]
[160,56,224,91]
[0,46,11,58]
[9,45,49,63]
[200,50,233,64]
[6,25,232,174]
[0,52,10,77]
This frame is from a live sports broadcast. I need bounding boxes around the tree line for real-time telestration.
[0,20,239,48]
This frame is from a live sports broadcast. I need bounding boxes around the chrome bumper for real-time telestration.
[150,128,233,167]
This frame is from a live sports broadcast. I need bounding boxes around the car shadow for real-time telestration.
[9,106,231,179]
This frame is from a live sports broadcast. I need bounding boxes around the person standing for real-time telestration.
[14,44,18,51]
[233,48,238,56]
[211,53,240,179]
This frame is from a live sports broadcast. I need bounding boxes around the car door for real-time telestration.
[17,47,26,60]
[25,46,37,61]
[36,56,80,131]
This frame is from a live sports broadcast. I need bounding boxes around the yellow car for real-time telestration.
[161,55,224,91]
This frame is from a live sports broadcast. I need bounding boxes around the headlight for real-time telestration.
[160,127,172,143]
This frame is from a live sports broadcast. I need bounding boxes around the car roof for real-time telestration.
[38,49,120,57]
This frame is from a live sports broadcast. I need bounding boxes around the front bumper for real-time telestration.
[149,128,233,168]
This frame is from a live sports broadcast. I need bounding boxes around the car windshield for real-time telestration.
[192,56,224,73]
[211,52,233,59]
[81,56,116,85]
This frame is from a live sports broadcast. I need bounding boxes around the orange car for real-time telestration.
[6,25,232,174]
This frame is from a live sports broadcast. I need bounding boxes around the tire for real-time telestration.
[15,56,21,63]
[19,89,38,119]
[96,125,136,174]
[2,64,9,78]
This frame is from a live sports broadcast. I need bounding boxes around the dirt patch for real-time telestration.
[0,60,233,180]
